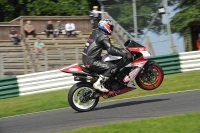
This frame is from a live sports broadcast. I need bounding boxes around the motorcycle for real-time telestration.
[60,40,164,112]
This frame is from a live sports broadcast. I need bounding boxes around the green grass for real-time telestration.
[0,89,69,118]
[57,112,200,133]
[0,70,200,118]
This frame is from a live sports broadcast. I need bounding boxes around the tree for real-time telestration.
[103,0,195,37]
[170,0,200,35]
[106,0,164,37]
[0,0,98,22]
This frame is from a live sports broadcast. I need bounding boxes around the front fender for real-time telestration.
[143,60,155,68]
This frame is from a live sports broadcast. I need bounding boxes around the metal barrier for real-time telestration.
[0,70,76,99]
[150,51,200,74]
[0,76,19,99]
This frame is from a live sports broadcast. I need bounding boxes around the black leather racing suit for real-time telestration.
[82,29,125,77]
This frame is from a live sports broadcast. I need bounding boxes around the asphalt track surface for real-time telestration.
[1,89,200,133]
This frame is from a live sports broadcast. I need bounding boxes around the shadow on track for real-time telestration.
[94,98,170,111]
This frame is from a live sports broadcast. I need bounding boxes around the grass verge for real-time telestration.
[0,70,200,118]
[57,112,200,133]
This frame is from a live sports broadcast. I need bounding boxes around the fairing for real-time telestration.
[102,54,122,62]
[100,87,136,99]
[128,47,150,60]
[124,39,144,48]
[125,39,150,59]
[60,63,84,73]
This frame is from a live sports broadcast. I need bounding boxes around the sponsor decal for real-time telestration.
[123,67,140,82]
[123,75,130,82]
[129,67,140,79]
[103,93,117,99]
[102,88,133,99]
[115,88,133,95]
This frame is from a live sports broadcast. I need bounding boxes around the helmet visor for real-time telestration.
[110,25,113,32]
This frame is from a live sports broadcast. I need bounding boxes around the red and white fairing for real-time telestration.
[125,47,151,84]
[101,46,151,85]
[60,63,83,73]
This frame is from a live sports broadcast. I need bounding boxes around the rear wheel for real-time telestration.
[135,62,164,90]
[68,82,99,112]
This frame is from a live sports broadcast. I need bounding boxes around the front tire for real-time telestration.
[135,62,164,90]
[68,82,99,112]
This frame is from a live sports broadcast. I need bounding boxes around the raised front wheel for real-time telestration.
[135,62,164,90]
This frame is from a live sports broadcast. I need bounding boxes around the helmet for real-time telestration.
[98,19,113,35]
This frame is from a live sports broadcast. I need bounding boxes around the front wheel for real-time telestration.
[68,82,99,112]
[135,62,164,90]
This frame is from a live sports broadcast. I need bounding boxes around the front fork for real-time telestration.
[125,60,155,86]
[138,60,156,83]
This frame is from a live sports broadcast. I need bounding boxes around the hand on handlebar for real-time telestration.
[126,52,133,61]
[123,52,133,63]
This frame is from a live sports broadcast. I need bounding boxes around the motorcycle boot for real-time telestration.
[93,75,109,92]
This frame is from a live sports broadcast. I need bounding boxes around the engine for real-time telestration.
[109,79,123,90]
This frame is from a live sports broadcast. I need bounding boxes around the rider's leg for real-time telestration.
[93,56,133,92]
[93,65,118,92]
[90,60,116,92]
[93,75,109,92]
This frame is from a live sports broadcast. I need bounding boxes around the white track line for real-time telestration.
[1,89,200,120]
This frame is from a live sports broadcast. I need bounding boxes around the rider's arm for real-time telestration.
[102,36,125,57]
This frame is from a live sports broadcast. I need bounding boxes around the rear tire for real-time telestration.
[68,82,99,112]
[135,62,164,90]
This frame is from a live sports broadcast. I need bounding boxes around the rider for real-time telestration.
[82,19,132,92]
